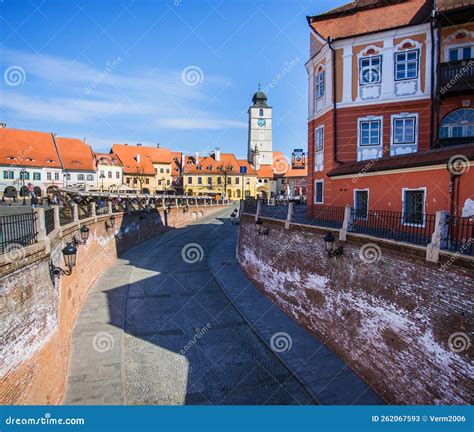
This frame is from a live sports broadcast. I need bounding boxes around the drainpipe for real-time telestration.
[328,37,339,163]
[429,8,436,150]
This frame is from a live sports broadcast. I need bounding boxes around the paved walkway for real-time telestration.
[64,208,314,405]
[64,207,383,405]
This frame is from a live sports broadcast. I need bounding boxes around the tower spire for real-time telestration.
[258,82,261,92]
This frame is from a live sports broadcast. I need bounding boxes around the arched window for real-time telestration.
[440,108,474,138]
[259,109,264,117]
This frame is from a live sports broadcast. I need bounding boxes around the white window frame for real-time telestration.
[358,117,382,147]
[359,55,382,86]
[314,125,324,152]
[315,70,325,100]
[394,49,419,81]
[314,179,324,204]
[401,187,427,227]
[354,189,369,220]
[447,43,474,62]
[391,114,418,145]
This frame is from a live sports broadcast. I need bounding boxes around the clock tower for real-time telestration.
[247,88,272,170]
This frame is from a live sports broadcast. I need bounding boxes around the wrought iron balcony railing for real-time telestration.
[438,60,474,95]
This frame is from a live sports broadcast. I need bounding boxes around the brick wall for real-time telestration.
[237,215,473,405]
[0,204,226,405]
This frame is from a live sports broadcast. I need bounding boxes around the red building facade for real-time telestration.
[306,0,474,221]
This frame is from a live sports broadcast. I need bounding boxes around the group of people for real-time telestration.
[1,183,61,207]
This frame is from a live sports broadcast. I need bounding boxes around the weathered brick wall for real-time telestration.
[0,205,225,405]
[237,215,473,405]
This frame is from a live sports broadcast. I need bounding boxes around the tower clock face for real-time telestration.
[257,119,266,127]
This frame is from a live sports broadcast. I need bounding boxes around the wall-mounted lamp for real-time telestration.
[105,215,116,230]
[50,242,77,279]
[324,232,343,257]
[73,225,90,246]
[255,218,269,236]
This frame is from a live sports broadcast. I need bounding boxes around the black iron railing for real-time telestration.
[446,215,474,256]
[45,208,55,234]
[59,207,74,226]
[351,209,436,246]
[243,198,258,214]
[434,136,474,148]
[294,205,345,229]
[0,211,38,254]
[439,60,474,93]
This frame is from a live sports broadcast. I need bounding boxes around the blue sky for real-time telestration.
[0,0,345,158]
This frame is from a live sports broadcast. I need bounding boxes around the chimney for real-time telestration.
[195,151,199,164]
[136,143,142,146]
[157,143,160,148]
[136,154,141,164]
[215,147,221,162]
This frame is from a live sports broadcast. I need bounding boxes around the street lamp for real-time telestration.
[100,173,105,191]
[49,242,78,279]
[255,218,269,236]
[323,232,343,257]
[73,225,90,246]
[20,168,27,205]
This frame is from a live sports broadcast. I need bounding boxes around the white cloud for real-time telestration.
[0,48,239,134]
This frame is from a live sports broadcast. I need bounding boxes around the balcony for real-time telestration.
[438,60,474,95]
[433,136,474,149]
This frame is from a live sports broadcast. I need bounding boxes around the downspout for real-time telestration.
[328,36,339,163]
[435,10,442,146]
[429,8,436,149]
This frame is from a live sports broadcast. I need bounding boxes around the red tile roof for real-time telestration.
[308,0,431,41]
[112,144,173,176]
[171,151,182,175]
[183,153,242,175]
[327,145,474,177]
[0,127,62,168]
[237,159,257,175]
[55,136,96,171]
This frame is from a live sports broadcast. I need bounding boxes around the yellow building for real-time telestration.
[95,153,124,191]
[183,150,258,200]
[112,144,173,193]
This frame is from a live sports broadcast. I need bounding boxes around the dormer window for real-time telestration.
[72,160,80,166]
[6,156,17,160]
[47,159,55,163]
[207,165,213,170]
[227,166,233,171]
[197,166,202,170]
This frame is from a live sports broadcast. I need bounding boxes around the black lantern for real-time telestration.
[255,218,269,236]
[324,232,343,257]
[50,242,77,279]
[73,225,90,246]
[105,215,116,230]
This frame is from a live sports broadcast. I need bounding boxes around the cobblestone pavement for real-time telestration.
[64,207,315,405]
